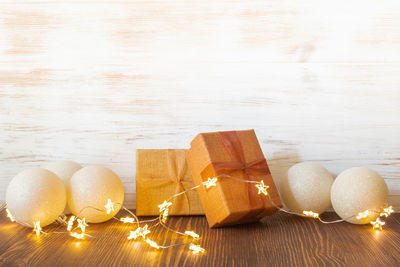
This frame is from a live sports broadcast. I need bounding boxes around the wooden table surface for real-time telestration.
[0,212,399,267]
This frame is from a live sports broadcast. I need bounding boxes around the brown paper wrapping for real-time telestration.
[136,149,204,216]
[186,130,282,228]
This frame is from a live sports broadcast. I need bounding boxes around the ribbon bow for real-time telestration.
[200,131,270,210]
[141,150,192,214]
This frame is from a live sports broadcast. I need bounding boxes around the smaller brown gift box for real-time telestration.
[136,149,204,216]
[186,129,282,228]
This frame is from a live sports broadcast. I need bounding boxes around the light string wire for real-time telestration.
[0,174,395,252]
[0,199,199,251]
[218,174,397,227]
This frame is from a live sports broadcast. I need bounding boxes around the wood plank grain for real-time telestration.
[1,212,400,266]
[1,0,400,209]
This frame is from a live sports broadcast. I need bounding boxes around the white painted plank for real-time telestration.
[1,1,400,209]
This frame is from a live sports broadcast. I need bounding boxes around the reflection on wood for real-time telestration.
[1,212,400,266]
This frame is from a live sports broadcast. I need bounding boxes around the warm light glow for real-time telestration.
[185,231,200,239]
[105,199,115,215]
[157,200,172,223]
[161,209,169,223]
[77,218,88,233]
[158,200,172,212]
[70,232,85,239]
[33,221,41,237]
[255,180,269,196]
[6,209,15,222]
[380,206,394,217]
[127,231,138,240]
[371,218,385,231]
[202,177,218,189]
[67,216,76,231]
[120,217,135,223]
[128,225,150,240]
[3,171,395,254]
[356,210,372,220]
[303,210,319,218]
[189,244,205,254]
[146,238,160,249]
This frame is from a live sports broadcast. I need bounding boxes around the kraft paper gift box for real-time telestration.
[136,149,204,216]
[185,129,282,228]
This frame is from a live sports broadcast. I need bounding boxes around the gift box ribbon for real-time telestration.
[140,150,192,213]
[200,131,269,213]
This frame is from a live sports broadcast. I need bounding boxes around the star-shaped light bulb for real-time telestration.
[146,238,160,249]
[303,210,319,219]
[70,232,85,239]
[380,206,394,217]
[189,244,205,254]
[6,209,15,222]
[161,209,169,223]
[120,217,135,223]
[185,231,200,239]
[371,218,385,231]
[67,216,76,231]
[77,218,88,233]
[158,200,172,212]
[127,231,138,240]
[202,177,218,189]
[255,180,269,196]
[356,210,372,220]
[128,225,151,240]
[105,199,115,214]
[33,221,41,237]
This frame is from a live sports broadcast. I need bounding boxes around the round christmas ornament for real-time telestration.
[6,168,66,227]
[43,160,82,214]
[331,167,388,224]
[68,165,124,223]
[280,162,334,214]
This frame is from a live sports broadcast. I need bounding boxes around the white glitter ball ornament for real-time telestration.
[43,160,82,214]
[68,166,124,223]
[331,167,388,224]
[6,168,67,227]
[280,162,334,214]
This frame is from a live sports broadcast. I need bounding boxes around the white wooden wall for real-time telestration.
[1,0,400,209]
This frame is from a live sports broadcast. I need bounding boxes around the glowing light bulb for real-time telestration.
[158,200,172,212]
[5,209,15,222]
[189,244,205,254]
[105,199,115,214]
[146,238,160,249]
[303,211,319,218]
[128,225,150,240]
[255,180,269,196]
[380,206,394,217]
[203,177,218,189]
[67,216,76,231]
[33,221,41,237]
[120,217,135,223]
[77,218,88,233]
[161,209,169,223]
[371,218,385,231]
[356,210,372,220]
[185,231,200,239]
[70,232,85,239]
[127,231,138,240]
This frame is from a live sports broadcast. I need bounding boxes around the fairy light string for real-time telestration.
[67,215,75,231]
[6,208,15,222]
[1,198,203,252]
[0,173,396,254]
[33,221,42,237]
